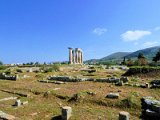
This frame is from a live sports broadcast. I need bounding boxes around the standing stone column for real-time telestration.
[81,51,83,64]
[68,48,73,64]
[78,51,81,64]
[75,48,78,64]
[72,50,75,64]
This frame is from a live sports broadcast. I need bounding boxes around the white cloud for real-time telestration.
[154,27,160,31]
[93,28,107,36]
[121,30,151,41]
[143,41,158,47]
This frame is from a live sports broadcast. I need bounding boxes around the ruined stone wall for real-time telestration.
[48,76,128,83]
[0,73,17,81]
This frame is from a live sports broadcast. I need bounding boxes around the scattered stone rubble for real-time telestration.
[150,80,160,88]
[0,73,17,81]
[141,96,160,120]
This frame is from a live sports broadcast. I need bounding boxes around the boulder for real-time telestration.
[120,77,129,83]
[119,111,130,120]
[106,93,119,99]
[150,80,160,88]
[141,96,160,119]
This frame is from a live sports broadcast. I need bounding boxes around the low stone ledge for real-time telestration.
[1,89,30,97]
[106,93,119,99]
[0,97,17,102]
[0,111,15,120]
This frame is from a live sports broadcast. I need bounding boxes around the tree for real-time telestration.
[0,61,3,65]
[35,62,39,65]
[153,49,160,62]
[121,57,126,65]
[138,53,145,59]
[126,58,134,66]
[136,53,148,66]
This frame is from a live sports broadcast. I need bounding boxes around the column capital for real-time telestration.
[68,47,73,50]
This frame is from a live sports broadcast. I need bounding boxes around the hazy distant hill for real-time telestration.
[101,52,131,61]
[85,46,160,64]
[85,52,131,63]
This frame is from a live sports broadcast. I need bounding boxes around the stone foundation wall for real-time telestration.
[48,76,128,83]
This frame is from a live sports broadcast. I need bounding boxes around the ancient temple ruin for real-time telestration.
[68,48,83,64]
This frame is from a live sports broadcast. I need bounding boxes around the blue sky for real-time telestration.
[0,0,160,63]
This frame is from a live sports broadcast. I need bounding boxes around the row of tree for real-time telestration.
[122,49,160,66]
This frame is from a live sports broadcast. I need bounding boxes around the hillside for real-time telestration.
[101,52,131,61]
[85,46,160,64]
[85,52,131,64]
[125,46,160,60]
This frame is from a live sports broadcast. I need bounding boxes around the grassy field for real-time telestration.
[0,65,160,120]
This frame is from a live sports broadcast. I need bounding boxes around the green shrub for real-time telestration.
[118,92,140,109]
[0,65,7,70]
[41,64,60,73]
[51,64,60,72]
[123,66,160,76]
[4,69,11,75]
[35,74,45,79]
[16,69,23,73]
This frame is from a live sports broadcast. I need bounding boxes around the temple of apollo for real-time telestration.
[68,48,83,64]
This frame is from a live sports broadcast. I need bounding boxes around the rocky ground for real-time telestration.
[0,64,160,120]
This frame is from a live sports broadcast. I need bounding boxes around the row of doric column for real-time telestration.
[68,48,83,64]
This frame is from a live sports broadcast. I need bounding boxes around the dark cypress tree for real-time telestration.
[153,49,160,62]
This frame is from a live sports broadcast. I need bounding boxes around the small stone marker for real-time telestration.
[145,83,150,88]
[62,106,72,120]
[15,99,21,106]
[119,111,130,120]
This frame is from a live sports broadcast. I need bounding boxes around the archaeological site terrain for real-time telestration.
[0,64,160,120]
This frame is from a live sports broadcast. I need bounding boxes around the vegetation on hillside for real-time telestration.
[153,49,160,62]
[86,46,160,65]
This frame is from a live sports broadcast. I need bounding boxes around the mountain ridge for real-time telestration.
[85,46,160,63]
